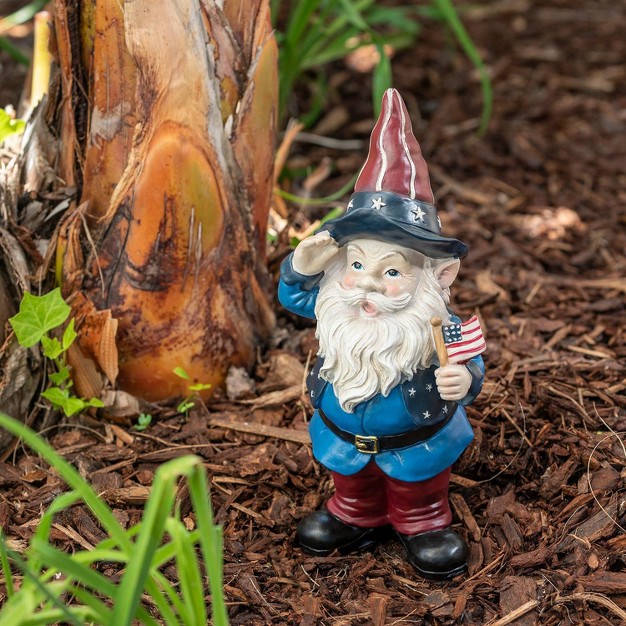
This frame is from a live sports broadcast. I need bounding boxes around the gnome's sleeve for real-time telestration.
[277,253,323,320]
[457,355,485,406]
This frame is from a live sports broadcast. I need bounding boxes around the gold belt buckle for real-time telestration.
[355,434,380,454]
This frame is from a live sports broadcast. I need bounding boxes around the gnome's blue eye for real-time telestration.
[352,261,364,270]
[386,269,400,277]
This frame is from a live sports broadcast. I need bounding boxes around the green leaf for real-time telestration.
[62,318,77,351]
[41,388,95,417]
[62,397,91,417]
[9,289,71,348]
[133,413,153,431]
[48,367,70,386]
[187,383,212,392]
[371,42,393,116]
[173,366,190,380]
[40,335,63,360]
[41,386,69,408]
[177,400,195,414]
[0,107,26,143]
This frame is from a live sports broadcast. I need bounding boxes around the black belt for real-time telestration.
[318,408,452,455]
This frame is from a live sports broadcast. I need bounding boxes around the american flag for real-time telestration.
[442,316,486,364]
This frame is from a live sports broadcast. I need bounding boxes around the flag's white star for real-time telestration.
[371,197,386,210]
[310,390,315,397]
[423,411,431,419]
[347,199,354,211]
[426,383,433,392]
[409,388,416,397]
[412,206,426,222]
[443,405,449,414]
[437,216,442,229]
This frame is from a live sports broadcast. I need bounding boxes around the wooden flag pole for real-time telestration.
[430,316,449,367]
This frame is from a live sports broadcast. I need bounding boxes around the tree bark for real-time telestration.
[5,0,278,406]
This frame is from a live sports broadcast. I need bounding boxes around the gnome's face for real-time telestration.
[340,239,423,317]
[314,238,460,413]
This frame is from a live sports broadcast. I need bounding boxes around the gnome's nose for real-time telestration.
[357,274,385,294]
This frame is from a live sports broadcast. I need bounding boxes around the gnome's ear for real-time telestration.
[434,258,460,289]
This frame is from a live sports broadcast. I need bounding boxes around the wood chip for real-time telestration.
[207,414,310,444]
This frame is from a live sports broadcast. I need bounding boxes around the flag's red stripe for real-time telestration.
[447,341,486,359]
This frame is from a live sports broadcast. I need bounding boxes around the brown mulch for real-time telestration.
[2,0,626,624]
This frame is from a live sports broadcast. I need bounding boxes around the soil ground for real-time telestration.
[1,0,626,624]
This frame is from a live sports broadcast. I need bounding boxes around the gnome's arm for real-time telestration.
[277,254,322,320]
[278,232,341,320]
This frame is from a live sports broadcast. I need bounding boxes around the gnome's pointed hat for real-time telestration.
[320,89,468,258]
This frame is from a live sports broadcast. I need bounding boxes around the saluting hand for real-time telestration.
[292,231,341,276]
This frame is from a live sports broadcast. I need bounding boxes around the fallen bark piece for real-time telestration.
[450,492,482,541]
[539,457,578,498]
[101,486,151,505]
[557,495,622,552]
[207,413,310,444]
[499,576,538,626]
[368,593,388,626]
[575,571,626,594]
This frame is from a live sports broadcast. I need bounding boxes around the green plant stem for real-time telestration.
[274,173,357,206]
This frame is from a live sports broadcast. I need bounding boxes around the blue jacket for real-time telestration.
[278,254,483,482]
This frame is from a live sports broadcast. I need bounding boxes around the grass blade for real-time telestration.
[1,549,82,626]
[166,517,206,626]
[0,530,14,598]
[110,456,200,625]
[188,465,228,626]
[433,0,492,134]
[0,414,129,551]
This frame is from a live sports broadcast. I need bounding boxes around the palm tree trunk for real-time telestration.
[6,0,278,406]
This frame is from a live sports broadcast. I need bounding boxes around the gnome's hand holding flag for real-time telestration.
[278,88,486,581]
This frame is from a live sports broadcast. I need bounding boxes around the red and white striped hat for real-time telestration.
[320,89,467,259]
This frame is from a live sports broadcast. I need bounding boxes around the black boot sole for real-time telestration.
[298,525,388,556]
[408,558,467,581]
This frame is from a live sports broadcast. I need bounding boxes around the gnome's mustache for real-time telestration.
[335,283,413,313]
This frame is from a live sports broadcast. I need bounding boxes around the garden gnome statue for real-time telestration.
[278,89,485,579]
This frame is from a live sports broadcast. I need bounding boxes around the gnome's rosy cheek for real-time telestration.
[341,272,358,289]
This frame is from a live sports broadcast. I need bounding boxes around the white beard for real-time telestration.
[315,261,450,413]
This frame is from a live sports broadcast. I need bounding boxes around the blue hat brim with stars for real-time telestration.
[318,191,468,259]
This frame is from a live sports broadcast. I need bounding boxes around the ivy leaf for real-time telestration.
[61,397,90,417]
[9,289,71,348]
[41,335,63,360]
[0,108,25,144]
[62,318,77,351]
[41,387,69,409]
[49,367,70,386]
